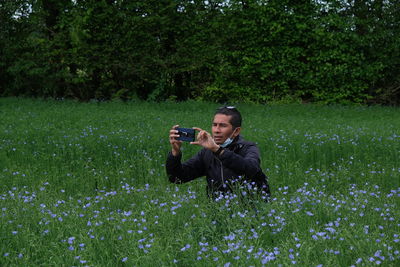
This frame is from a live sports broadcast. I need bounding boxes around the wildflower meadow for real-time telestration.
[0,98,399,266]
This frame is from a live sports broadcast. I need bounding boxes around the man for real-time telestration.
[166,106,270,201]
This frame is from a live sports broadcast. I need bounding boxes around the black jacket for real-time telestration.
[166,135,270,199]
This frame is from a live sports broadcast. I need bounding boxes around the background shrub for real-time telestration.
[1,0,399,104]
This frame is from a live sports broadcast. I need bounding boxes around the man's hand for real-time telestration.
[191,127,220,152]
[169,125,182,156]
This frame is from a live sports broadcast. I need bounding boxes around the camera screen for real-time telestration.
[176,128,195,142]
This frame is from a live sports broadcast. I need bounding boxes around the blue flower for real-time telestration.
[181,244,191,251]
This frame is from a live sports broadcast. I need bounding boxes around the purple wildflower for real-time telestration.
[181,244,191,251]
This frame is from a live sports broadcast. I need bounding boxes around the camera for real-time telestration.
[176,127,195,142]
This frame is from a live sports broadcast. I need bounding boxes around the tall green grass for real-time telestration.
[1,98,399,266]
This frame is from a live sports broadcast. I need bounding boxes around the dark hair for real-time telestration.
[215,106,242,129]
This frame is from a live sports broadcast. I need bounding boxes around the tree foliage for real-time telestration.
[1,0,399,104]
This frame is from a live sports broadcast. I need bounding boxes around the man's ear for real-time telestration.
[232,127,241,138]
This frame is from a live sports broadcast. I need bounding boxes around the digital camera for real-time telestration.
[176,127,195,142]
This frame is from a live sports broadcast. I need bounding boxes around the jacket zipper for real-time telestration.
[216,158,224,187]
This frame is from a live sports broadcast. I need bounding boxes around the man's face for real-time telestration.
[212,114,239,145]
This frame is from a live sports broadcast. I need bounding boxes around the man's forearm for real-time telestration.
[166,150,205,184]
[166,152,184,183]
[171,148,181,157]
[219,150,260,177]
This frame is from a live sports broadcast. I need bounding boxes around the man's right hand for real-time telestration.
[169,125,182,156]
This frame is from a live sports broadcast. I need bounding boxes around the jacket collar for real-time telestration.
[225,135,243,149]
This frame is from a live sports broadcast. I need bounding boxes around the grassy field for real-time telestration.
[0,98,399,266]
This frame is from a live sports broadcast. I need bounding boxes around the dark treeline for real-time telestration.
[1,0,400,104]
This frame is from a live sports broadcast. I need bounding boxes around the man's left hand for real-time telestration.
[191,127,220,152]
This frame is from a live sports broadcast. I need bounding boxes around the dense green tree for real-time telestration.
[1,0,399,104]
[0,0,34,96]
[203,0,320,102]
